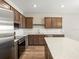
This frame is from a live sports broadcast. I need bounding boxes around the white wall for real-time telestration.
[63,14,79,41]
[25,12,79,41]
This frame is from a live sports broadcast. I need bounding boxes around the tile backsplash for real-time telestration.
[15,25,64,37]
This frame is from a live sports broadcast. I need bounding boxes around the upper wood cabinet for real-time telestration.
[52,17,62,28]
[0,0,4,4]
[44,17,52,28]
[19,15,26,28]
[11,7,20,23]
[19,14,23,28]
[25,17,33,28]
[56,17,62,28]
[14,10,20,23]
[10,7,20,28]
[0,0,3,2]
[44,17,62,28]
[0,0,10,10]
[22,16,25,28]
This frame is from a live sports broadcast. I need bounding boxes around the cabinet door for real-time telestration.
[28,35,34,45]
[52,17,57,28]
[22,16,25,28]
[25,17,33,28]
[33,35,39,45]
[44,17,52,28]
[0,0,10,10]
[15,11,20,23]
[39,35,45,45]
[19,15,23,28]
[56,17,62,28]
[0,0,3,3]
[45,44,53,59]
[19,15,25,28]
[52,17,62,28]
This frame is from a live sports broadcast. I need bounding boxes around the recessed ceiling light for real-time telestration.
[61,5,64,8]
[33,4,37,8]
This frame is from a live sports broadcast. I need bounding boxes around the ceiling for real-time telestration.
[10,0,79,14]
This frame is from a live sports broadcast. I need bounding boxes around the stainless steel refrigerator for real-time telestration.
[0,8,14,59]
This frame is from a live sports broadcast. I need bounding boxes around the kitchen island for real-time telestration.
[45,37,79,59]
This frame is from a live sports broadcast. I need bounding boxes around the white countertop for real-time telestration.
[45,37,79,59]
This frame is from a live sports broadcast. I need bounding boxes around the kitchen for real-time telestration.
[0,0,79,59]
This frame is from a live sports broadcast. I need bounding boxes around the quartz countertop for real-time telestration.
[14,35,27,42]
[45,37,79,59]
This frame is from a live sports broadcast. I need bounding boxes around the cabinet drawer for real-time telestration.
[39,39,45,45]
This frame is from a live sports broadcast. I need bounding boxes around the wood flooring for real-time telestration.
[19,46,45,59]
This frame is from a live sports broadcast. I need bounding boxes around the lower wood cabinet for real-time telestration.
[45,42,53,59]
[28,35,45,46]
[39,35,45,45]
[28,35,34,45]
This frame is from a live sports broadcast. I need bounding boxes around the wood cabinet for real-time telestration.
[28,35,34,45]
[22,16,25,28]
[10,7,26,28]
[19,14,23,28]
[45,42,53,59]
[44,17,62,28]
[0,0,10,10]
[39,35,45,45]
[52,17,62,28]
[0,0,3,3]
[25,17,33,28]
[14,10,20,23]
[11,7,20,26]
[20,15,25,28]
[33,35,39,45]
[28,35,45,46]
[0,0,4,5]
[11,7,21,28]
[44,17,52,28]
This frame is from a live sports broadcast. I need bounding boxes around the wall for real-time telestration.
[25,12,79,41]
[63,14,79,41]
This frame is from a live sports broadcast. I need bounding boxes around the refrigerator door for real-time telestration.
[0,8,14,59]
